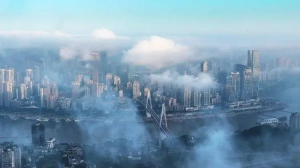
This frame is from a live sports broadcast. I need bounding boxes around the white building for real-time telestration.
[119,90,123,98]
[133,81,141,99]
[46,138,55,148]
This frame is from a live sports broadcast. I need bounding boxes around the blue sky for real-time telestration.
[0,0,299,36]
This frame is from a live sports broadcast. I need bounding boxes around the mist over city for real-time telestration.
[1,1,300,168]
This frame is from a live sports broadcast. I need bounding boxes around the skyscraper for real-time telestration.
[71,82,81,99]
[31,122,45,147]
[201,89,210,106]
[247,50,260,78]
[33,66,40,83]
[127,64,136,82]
[247,50,260,98]
[0,69,5,83]
[26,69,33,79]
[201,61,209,73]
[218,68,228,104]
[91,51,99,83]
[133,81,141,99]
[19,83,27,99]
[191,88,201,107]
[113,75,121,90]
[99,51,108,83]
[228,71,241,102]
[3,81,13,107]
[243,67,254,100]
[183,85,192,107]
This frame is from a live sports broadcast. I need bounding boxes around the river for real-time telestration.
[0,87,299,145]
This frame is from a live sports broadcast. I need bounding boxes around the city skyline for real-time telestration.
[1,1,300,167]
[1,1,300,48]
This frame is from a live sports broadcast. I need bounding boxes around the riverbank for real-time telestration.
[0,102,288,124]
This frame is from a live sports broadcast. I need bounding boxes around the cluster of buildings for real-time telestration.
[0,66,42,108]
[145,50,261,112]
[0,65,62,110]
[0,122,94,168]
[0,49,298,113]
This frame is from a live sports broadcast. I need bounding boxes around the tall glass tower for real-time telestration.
[247,50,260,78]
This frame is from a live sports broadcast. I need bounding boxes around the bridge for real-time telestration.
[135,90,174,140]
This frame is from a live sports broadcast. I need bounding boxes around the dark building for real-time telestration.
[218,68,228,104]
[127,64,136,82]
[31,122,45,147]
[290,112,300,130]
[234,64,248,100]
[200,61,209,73]
[99,51,108,83]
[91,51,99,83]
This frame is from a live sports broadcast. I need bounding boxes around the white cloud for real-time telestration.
[0,29,127,41]
[123,36,194,69]
[53,31,71,37]
[59,47,77,60]
[0,30,74,38]
[150,70,215,90]
[91,28,117,40]
[0,30,50,36]
[59,46,92,61]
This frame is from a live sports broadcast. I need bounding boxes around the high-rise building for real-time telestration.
[201,89,210,106]
[183,85,191,107]
[1,147,22,168]
[91,51,99,83]
[71,82,81,99]
[33,66,40,83]
[234,64,249,100]
[84,86,91,98]
[3,81,13,107]
[91,83,104,97]
[243,67,254,100]
[201,61,209,73]
[218,68,228,104]
[14,72,22,84]
[113,76,121,90]
[31,122,45,147]
[41,76,50,87]
[33,83,40,97]
[127,65,136,82]
[132,81,141,99]
[19,83,27,99]
[247,50,260,78]
[40,88,45,107]
[75,74,83,86]
[50,84,58,99]
[99,51,108,83]
[26,69,33,79]
[0,69,5,83]
[106,73,113,86]
[47,94,56,109]
[4,69,14,83]
[290,112,300,130]
[228,72,241,102]
[109,62,117,75]
[208,60,217,73]
[191,88,201,107]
